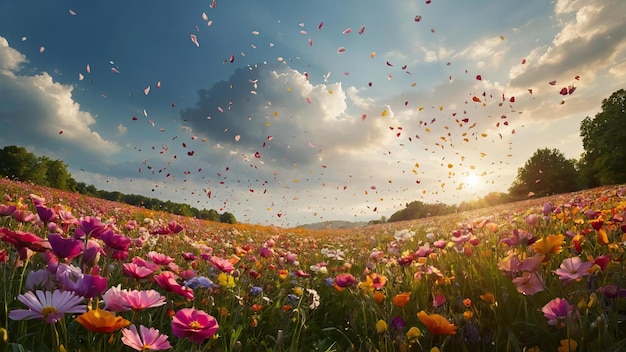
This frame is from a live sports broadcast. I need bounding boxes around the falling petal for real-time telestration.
[39,46,45,53]
[476,75,482,81]
[472,96,481,103]
[111,67,120,73]
[337,47,346,53]
[21,36,27,41]
[202,12,208,21]
[210,0,216,8]
[229,53,235,63]
[252,30,259,35]
[521,58,527,64]
[414,15,422,22]
[549,80,557,85]
[86,64,91,73]
[318,22,324,30]
[78,73,84,81]
[69,9,77,16]
[308,39,313,46]
[358,25,366,34]
[343,28,352,35]
[190,34,199,47]
[234,135,241,141]
[144,86,150,95]
[156,81,161,88]
[559,87,568,95]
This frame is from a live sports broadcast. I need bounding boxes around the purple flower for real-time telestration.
[36,205,56,223]
[390,316,406,330]
[542,297,574,326]
[48,234,83,260]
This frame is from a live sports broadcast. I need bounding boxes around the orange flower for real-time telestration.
[250,304,263,312]
[533,234,564,255]
[373,291,385,304]
[392,292,412,308]
[278,269,289,280]
[76,308,130,333]
[596,228,609,246]
[417,310,457,335]
[480,293,495,304]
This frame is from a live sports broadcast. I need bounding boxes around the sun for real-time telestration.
[463,173,482,189]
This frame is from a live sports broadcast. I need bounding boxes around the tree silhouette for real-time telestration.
[509,148,579,198]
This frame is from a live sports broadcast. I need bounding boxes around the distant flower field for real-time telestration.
[1,177,626,352]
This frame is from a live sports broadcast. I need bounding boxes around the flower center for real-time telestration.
[189,320,202,330]
[41,306,57,319]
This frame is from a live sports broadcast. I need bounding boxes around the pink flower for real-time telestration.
[122,263,156,280]
[171,308,219,344]
[124,289,166,312]
[122,324,171,351]
[554,256,592,283]
[334,273,356,288]
[153,271,194,300]
[147,251,174,265]
[9,289,86,324]
[542,297,574,326]
[512,272,544,295]
[209,256,234,273]
[102,285,130,312]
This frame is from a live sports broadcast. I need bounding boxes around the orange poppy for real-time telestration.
[533,234,564,255]
[392,292,412,307]
[417,310,457,335]
[76,308,130,333]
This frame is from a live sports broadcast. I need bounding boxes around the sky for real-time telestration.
[0,0,625,227]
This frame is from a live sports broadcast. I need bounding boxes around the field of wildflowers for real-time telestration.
[1,177,626,352]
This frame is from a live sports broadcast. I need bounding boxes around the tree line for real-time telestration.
[0,145,236,224]
[387,88,626,223]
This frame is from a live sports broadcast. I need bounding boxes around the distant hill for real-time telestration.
[296,220,368,230]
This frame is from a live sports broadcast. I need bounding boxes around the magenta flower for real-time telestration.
[171,308,219,344]
[335,273,356,288]
[0,204,16,216]
[74,217,108,239]
[102,285,130,312]
[153,271,194,300]
[9,289,86,324]
[512,272,544,295]
[36,205,57,222]
[554,256,593,283]
[122,324,172,351]
[48,233,83,260]
[542,297,574,326]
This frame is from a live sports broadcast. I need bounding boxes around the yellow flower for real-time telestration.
[217,272,236,288]
[430,348,440,352]
[533,234,564,256]
[557,339,578,352]
[76,308,130,333]
[463,310,473,320]
[406,326,422,341]
[375,319,387,334]
[293,287,303,297]
[480,293,496,304]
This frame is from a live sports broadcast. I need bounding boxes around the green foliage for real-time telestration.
[580,88,626,187]
[0,146,48,185]
[508,148,579,199]
[388,200,455,222]
[0,144,236,224]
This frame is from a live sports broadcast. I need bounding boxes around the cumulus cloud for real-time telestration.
[181,64,390,169]
[0,36,121,161]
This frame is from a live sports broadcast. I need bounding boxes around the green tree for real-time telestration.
[219,212,237,224]
[508,148,579,199]
[45,158,72,190]
[0,145,48,184]
[579,89,626,187]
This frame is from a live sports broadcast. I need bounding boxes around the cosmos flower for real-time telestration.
[512,272,545,295]
[153,271,194,300]
[554,256,593,283]
[9,289,86,324]
[542,297,574,326]
[171,308,219,344]
[122,324,172,351]
[76,308,130,333]
[47,233,83,260]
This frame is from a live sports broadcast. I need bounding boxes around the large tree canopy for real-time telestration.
[580,89,626,187]
[509,148,579,198]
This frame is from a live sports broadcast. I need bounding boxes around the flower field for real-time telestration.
[1,177,626,352]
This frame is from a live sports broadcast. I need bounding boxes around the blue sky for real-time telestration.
[1,0,625,226]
